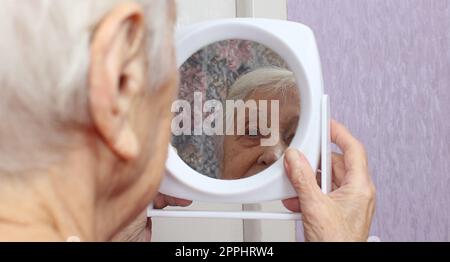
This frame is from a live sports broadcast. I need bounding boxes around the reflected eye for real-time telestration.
[236,128,262,147]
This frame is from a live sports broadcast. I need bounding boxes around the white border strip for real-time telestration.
[148,209,302,220]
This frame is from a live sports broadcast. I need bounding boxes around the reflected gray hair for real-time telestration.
[227,67,297,101]
[0,0,175,173]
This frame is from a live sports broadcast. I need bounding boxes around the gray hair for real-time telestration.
[227,67,297,101]
[0,0,175,173]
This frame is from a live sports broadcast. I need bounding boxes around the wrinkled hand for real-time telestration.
[113,193,191,242]
[283,120,376,242]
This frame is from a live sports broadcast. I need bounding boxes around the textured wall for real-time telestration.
[288,0,450,241]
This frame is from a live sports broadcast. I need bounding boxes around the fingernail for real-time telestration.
[285,149,294,163]
[285,149,300,166]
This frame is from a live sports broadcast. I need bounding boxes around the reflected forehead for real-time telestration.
[244,86,301,129]
[245,85,300,104]
[245,87,301,117]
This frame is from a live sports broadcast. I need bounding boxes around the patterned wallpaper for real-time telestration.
[288,0,450,241]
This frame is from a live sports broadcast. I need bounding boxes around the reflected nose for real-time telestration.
[257,144,285,166]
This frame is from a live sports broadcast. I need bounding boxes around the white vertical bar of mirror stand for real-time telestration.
[321,95,332,194]
[236,0,287,19]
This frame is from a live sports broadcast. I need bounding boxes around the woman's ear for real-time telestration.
[89,2,146,160]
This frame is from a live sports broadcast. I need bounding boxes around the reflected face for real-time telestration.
[221,87,300,179]
[173,39,299,179]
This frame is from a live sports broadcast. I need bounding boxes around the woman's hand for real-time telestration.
[283,120,376,242]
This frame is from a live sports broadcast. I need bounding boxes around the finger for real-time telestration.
[165,196,178,207]
[152,194,168,209]
[330,119,368,179]
[144,217,152,242]
[282,198,301,212]
[168,196,192,207]
[331,152,345,186]
[153,194,192,209]
[284,148,323,202]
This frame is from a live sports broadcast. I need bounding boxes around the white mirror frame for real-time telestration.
[159,18,326,204]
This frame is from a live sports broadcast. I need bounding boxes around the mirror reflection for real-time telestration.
[172,40,300,180]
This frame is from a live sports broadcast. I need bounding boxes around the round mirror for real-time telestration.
[171,39,301,180]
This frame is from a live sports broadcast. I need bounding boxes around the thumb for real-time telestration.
[284,149,323,204]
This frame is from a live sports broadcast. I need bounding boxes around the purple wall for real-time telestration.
[288,0,450,241]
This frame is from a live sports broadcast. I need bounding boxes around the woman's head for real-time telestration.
[0,0,178,240]
[220,67,300,180]
[0,0,176,173]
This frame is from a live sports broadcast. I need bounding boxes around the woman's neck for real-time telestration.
[0,150,98,241]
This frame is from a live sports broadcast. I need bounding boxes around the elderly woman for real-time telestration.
[220,67,300,180]
[0,0,375,242]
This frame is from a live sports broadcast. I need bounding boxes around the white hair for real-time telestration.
[227,67,297,101]
[0,0,175,173]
